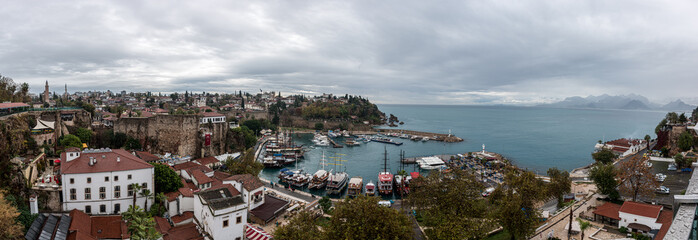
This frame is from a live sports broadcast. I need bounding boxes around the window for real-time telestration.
[84,188,91,200]
[236,216,242,224]
[105,176,109,182]
[114,176,119,181]
[87,177,91,183]
[70,178,74,184]
[85,205,91,214]
[128,184,133,197]
[99,187,106,199]
[114,186,121,198]
[142,183,147,189]
[70,153,73,157]
[223,220,229,228]
[114,203,120,213]
[235,237,241,240]
[70,188,76,200]
[100,204,106,213]
[128,174,132,180]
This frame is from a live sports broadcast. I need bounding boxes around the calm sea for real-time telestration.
[260,105,666,194]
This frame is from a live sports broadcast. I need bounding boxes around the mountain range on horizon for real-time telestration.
[539,94,696,111]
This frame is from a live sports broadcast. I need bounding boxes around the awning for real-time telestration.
[245,224,273,240]
[628,223,652,232]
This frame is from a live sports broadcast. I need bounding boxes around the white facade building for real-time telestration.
[200,112,226,124]
[194,185,247,240]
[223,174,265,210]
[61,148,154,215]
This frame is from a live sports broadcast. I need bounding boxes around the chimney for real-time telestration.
[117,157,120,163]
[29,195,38,215]
[88,157,93,166]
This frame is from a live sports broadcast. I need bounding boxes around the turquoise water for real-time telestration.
[260,105,666,194]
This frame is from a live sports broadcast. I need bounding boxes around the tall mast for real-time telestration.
[383,146,388,173]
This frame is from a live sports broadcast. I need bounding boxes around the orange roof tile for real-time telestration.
[620,201,662,219]
[191,170,213,184]
[655,209,673,240]
[61,149,153,174]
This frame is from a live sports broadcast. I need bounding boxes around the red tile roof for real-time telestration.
[179,187,194,197]
[135,151,160,162]
[184,165,213,176]
[171,211,194,224]
[163,223,204,240]
[0,102,30,109]
[61,149,153,174]
[191,170,213,184]
[154,216,171,234]
[172,161,201,171]
[213,171,231,181]
[194,157,219,166]
[592,202,621,220]
[91,216,128,239]
[225,174,265,191]
[619,201,662,219]
[165,191,181,202]
[69,209,92,233]
[655,209,673,240]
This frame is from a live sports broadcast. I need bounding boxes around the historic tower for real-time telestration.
[43,81,49,103]
[63,84,68,99]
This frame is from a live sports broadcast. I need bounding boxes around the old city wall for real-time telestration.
[115,115,200,156]
[199,122,229,158]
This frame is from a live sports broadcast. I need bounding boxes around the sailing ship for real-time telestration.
[347,177,363,197]
[309,151,332,189]
[326,153,348,195]
[378,147,394,195]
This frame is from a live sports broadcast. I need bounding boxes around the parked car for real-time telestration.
[656,186,670,194]
[655,173,666,182]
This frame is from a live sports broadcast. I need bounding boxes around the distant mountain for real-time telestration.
[539,94,695,111]
[661,100,694,111]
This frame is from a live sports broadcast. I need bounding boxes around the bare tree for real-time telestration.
[617,155,658,201]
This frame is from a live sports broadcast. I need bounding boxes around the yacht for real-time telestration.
[365,181,376,196]
[378,147,393,195]
[326,172,348,195]
[347,177,363,197]
[309,151,331,189]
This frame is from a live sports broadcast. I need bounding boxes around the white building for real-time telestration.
[60,148,154,215]
[223,174,265,210]
[194,185,247,240]
[617,201,672,238]
[200,112,226,124]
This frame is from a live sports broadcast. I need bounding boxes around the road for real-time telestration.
[391,200,426,240]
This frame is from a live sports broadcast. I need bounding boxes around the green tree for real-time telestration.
[655,119,668,134]
[678,131,694,151]
[130,183,143,208]
[644,135,651,150]
[60,134,82,148]
[140,189,152,212]
[314,122,324,131]
[589,163,619,199]
[242,119,263,135]
[122,205,161,240]
[490,170,549,240]
[75,127,93,144]
[229,126,256,151]
[151,163,183,193]
[273,211,325,240]
[0,190,25,239]
[674,153,692,169]
[149,192,167,217]
[112,132,128,148]
[125,137,141,150]
[546,168,571,208]
[226,148,263,176]
[578,219,591,240]
[592,148,616,164]
[407,169,491,239]
[679,113,688,124]
[326,195,413,240]
[318,196,332,214]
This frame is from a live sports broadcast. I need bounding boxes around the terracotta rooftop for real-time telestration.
[172,161,202,171]
[171,211,194,224]
[201,111,224,117]
[0,102,30,109]
[91,216,128,239]
[592,202,621,220]
[213,171,231,181]
[194,156,219,166]
[165,191,181,202]
[620,201,662,219]
[184,165,213,176]
[191,170,213,184]
[655,209,673,240]
[61,149,153,174]
[154,216,171,234]
[225,174,265,191]
[135,151,160,162]
[163,223,204,240]
[179,187,194,197]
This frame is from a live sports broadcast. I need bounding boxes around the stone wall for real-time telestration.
[114,115,228,157]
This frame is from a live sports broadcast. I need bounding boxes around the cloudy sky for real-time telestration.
[1,1,697,105]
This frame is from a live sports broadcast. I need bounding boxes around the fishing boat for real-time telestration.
[344,138,361,146]
[347,177,363,197]
[365,181,376,196]
[309,151,332,189]
[378,147,394,195]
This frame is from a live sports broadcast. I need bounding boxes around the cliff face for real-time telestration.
[114,115,228,157]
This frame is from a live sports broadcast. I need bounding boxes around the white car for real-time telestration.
[655,173,667,182]
[656,186,670,194]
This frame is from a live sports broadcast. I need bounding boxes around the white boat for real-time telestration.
[309,151,331,189]
[326,172,348,195]
[365,181,376,196]
[421,137,429,142]
[327,131,339,138]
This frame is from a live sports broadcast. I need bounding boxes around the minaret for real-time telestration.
[43,81,49,103]
[64,84,68,99]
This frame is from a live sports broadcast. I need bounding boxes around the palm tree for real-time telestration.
[140,188,152,212]
[578,219,591,240]
[122,205,161,240]
[130,183,142,209]
[155,192,167,216]
[644,135,651,150]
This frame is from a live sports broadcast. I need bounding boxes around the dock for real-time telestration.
[328,138,343,148]
[375,129,463,142]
